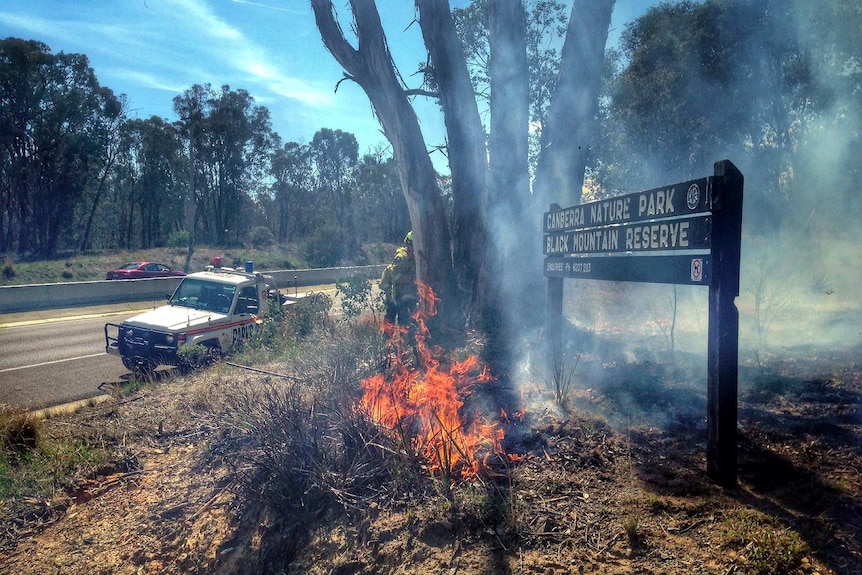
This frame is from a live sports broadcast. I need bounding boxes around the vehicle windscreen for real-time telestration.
[169,278,236,313]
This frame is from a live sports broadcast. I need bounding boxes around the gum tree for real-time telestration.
[311,0,613,364]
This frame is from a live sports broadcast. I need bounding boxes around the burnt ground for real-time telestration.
[0,340,860,575]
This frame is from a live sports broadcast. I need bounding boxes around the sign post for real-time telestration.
[543,159,743,486]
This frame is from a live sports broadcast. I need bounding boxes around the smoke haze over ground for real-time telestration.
[507,0,861,432]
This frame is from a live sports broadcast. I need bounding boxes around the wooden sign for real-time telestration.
[544,160,744,487]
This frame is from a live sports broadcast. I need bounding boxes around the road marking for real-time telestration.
[0,352,107,373]
[0,308,153,329]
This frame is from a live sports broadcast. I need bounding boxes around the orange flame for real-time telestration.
[361,282,511,480]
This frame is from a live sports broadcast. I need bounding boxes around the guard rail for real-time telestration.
[0,265,385,314]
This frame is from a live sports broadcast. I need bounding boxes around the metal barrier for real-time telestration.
[0,265,385,314]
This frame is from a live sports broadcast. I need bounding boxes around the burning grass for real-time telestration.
[360,283,515,482]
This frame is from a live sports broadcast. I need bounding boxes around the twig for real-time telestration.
[189,481,235,520]
[597,532,622,554]
[225,362,303,381]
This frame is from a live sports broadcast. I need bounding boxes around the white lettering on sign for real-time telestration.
[545,260,591,274]
[590,197,631,224]
[546,207,584,231]
[638,188,676,217]
[573,228,619,253]
[625,221,690,250]
[545,234,570,254]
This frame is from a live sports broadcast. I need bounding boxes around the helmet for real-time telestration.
[404,231,413,244]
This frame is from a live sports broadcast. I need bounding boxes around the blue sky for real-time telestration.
[0,0,655,159]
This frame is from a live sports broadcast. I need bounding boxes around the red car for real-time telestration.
[106,262,186,280]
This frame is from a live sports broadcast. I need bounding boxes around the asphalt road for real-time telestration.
[0,285,345,412]
[0,304,156,410]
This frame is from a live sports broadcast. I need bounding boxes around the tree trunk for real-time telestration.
[312,0,615,358]
[484,0,532,361]
[533,0,615,209]
[311,0,458,325]
[416,0,489,328]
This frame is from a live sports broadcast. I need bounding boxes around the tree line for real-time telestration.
[2,0,859,296]
[0,38,410,263]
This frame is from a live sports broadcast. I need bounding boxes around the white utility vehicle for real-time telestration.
[105,263,285,374]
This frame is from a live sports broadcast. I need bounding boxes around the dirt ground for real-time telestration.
[1,341,860,575]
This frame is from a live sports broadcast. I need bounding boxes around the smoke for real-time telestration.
[502,0,861,430]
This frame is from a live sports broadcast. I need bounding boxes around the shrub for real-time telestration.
[220,323,412,566]
[1,409,41,457]
[249,225,275,248]
[176,344,219,373]
[300,226,344,268]
[2,258,15,280]
[285,292,333,339]
[167,230,190,248]
[336,276,384,323]
[368,243,391,264]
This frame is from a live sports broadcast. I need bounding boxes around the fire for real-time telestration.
[361,282,512,480]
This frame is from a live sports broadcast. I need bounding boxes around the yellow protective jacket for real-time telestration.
[380,247,416,304]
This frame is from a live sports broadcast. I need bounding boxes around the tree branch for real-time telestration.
[335,74,357,92]
[403,88,439,98]
[310,0,363,75]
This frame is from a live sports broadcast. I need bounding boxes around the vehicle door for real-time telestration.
[232,284,261,346]
[142,262,165,278]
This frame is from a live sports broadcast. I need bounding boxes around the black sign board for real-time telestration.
[544,177,711,232]
[544,254,711,284]
[544,160,743,487]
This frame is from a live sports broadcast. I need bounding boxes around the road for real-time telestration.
[0,305,155,410]
[0,285,344,411]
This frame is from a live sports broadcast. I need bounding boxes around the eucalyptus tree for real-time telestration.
[173,84,208,269]
[448,0,569,169]
[0,37,123,255]
[200,85,277,245]
[269,141,317,242]
[121,117,185,248]
[354,148,408,244]
[174,84,277,248]
[309,128,360,254]
[76,93,126,252]
[594,0,860,230]
[312,0,614,362]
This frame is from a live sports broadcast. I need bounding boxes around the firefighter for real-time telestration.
[380,231,417,326]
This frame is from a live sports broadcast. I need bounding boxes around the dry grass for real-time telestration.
[0,311,859,574]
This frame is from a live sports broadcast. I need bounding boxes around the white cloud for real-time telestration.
[159,0,333,107]
[0,12,54,37]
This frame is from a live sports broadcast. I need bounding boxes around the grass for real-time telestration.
[0,407,109,500]
[719,508,809,574]
[0,242,395,286]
